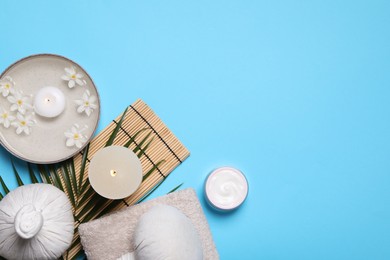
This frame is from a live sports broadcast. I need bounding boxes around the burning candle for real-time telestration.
[88,146,143,200]
[205,167,248,211]
[33,86,66,118]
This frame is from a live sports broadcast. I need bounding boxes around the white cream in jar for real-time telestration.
[205,167,248,211]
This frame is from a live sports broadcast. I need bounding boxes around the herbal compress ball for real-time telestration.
[0,183,74,260]
[133,205,203,260]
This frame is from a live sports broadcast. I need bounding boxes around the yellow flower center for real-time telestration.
[5,84,10,89]
[17,100,23,106]
[20,121,26,126]
[85,101,89,106]
[1,113,7,119]
[73,133,80,140]
[71,74,76,79]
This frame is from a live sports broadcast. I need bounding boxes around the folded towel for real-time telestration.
[79,188,219,260]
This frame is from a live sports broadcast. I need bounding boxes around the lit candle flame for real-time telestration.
[110,170,117,177]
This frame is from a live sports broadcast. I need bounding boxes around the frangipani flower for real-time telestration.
[11,113,35,135]
[0,107,15,128]
[65,124,88,148]
[7,90,33,114]
[0,76,16,97]
[61,66,86,88]
[75,90,97,116]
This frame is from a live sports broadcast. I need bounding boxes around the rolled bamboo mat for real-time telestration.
[59,99,190,259]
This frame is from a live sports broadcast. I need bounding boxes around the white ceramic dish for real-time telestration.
[0,54,100,164]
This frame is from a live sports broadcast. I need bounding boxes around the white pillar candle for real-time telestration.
[88,146,143,200]
[33,86,66,118]
[205,167,248,211]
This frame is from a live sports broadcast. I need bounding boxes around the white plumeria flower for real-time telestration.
[0,76,16,97]
[7,90,33,114]
[75,90,97,116]
[11,113,35,135]
[0,107,15,128]
[61,66,86,88]
[64,124,88,148]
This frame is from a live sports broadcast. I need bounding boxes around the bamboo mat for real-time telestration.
[61,99,190,259]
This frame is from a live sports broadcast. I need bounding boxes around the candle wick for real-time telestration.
[110,170,117,177]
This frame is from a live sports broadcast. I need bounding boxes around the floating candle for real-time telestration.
[33,86,66,118]
[205,167,248,211]
[88,146,143,200]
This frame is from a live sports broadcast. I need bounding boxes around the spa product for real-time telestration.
[118,204,203,260]
[88,146,143,199]
[78,189,219,260]
[205,167,249,211]
[33,86,66,118]
[0,54,100,164]
[0,184,74,260]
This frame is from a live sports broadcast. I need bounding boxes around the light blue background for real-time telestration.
[1,1,390,259]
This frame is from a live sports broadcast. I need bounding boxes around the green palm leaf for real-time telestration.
[133,131,153,155]
[48,165,64,192]
[123,127,149,148]
[37,165,53,185]
[11,160,24,186]
[137,137,154,158]
[67,236,84,259]
[59,165,76,207]
[77,184,96,208]
[27,163,39,183]
[67,159,78,196]
[168,183,183,193]
[0,176,10,194]
[143,160,165,181]
[78,144,90,196]
[76,193,106,221]
[79,177,92,200]
[105,107,128,147]
[95,199,125,219]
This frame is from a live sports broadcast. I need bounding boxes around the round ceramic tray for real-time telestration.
[0,54,100,164]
